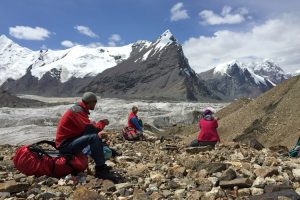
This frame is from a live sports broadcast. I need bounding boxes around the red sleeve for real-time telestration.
[95,120,106,131]
[71,111,91,131]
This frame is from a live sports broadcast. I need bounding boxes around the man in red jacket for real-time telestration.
[56,92,120,183]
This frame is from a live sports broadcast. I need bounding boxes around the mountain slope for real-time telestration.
[0,90,46,108]
[199,60,275,100]
[218,75,300,148]
[79,30,219,101]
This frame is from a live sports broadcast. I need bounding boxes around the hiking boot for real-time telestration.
[111,148,122,157]
[95,165,121,183]
[101,164,113,171]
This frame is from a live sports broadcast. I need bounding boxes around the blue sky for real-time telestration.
[1,0,300,72]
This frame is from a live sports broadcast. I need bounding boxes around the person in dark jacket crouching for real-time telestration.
[189,107,220,147]
[55,92,121,183]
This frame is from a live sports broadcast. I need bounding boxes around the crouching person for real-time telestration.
[122,106,144,141]
[189,107,220,147]
[55,92,121,183]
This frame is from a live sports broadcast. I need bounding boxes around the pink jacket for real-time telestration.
[197,118,220,142]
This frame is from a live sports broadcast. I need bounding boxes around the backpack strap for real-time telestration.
[34,140,57,149]
[28,145,52,159]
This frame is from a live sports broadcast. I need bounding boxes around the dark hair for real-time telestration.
[203,110,212,116]
[132,106,138,112]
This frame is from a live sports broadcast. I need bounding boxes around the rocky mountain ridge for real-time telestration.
[198,60,276,101]
[0,32,292,101]
[78,30,218,101]
[0,31,220,101]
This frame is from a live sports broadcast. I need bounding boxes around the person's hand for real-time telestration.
[98,132,108,139]
[100,119,109,125]
[106,139,111,146]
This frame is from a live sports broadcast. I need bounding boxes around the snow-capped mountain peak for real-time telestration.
[30,44,134,83]
[213,60,270,85]
[214,60,246,75]
[153,29,177,51]
[248,59,288,84]
[0,34,10,44]
[0,35,135,84]
[250,59,284,73]
[158,29,176,41]
[0,35,37,85]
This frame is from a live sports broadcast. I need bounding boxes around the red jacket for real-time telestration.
[197,118,219,142]
[56,102,106,148]
[128,112,138,129]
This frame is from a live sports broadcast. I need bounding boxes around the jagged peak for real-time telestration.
[214,60,246,75]
[152,30,177,52]
[0,34,13,45]
[251,59,284,73]
[0,34,9,40]
[213,60,270,85]
[0,34,28,51]
[157,29,176,42]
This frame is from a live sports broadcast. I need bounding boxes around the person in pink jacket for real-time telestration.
[189,107,220,147]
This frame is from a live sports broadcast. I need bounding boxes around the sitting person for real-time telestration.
[122,106,144,141]
[189,107,220,147]
[55,92,120,183]
[288,129,300,157]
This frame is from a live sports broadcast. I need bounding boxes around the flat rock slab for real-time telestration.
[264,184,292,193]
[162,145,179,151]
[186,146,214,154]
[0,180,29,193]
[220,178,252,189]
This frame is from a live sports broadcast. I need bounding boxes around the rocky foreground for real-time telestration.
[1,132,300,200]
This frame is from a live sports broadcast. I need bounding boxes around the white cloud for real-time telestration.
[9,26,51,40]
[74,25,99,38]
[170,2,189,21]
[199,6,249,25]
[61,40,79,48]
[183,14,300,73]
[108,34,121,46]
[109,34,121,42]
